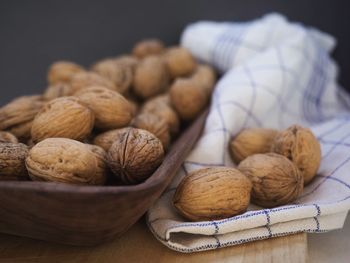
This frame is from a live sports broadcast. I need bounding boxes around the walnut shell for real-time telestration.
[133,55,169,99]
[26,138,106,185]
[173,167,252,221]
[132,113,170,149]
[113,55,139,73]
[170,78,208,121]
[164,47,196,78]
[271,125,321,185]
[107,128,164,184]
[92,59,132,94]
[191,64,217,96]
[141,96,179,136]
[93,128,130,151]
[43,83,73,100]
[85,144,109,180]
[229,128,278,164]
[47,61,85,85]
[0,95,44,140]
[70,71,117,93]
[75,86,133,130]
[0,143,29,180]
[132,39,165,59]
[31,97,94,143]
[238,153,304,208]
[0,131,18,143]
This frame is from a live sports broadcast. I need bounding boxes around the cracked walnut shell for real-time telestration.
[26,138,106,185]
[0,143,29,180]
[238,153,304,208]
[107,128,164,184]
[173,167,252,221]
[271,125,321,185]
[31,97,94,143]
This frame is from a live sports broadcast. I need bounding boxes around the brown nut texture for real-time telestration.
[43,83,73,100]
[229,128,278,164]
[173,167,252,221]
[47,61,84,85]
[70,71,117,93]
[107,128,164,184]
[132,39,165,59]
[0,95,44,140]
[133,55,169,99]
[93,128,130,151]
[170,78,208,121]
[164,47,196,78]
[31,97,94,143]
[271,125,321,185]
[0,143,29,180]
[132,113,170,149]
[141,94,179,135]
[75,86,133,130]
[92,59,132,94]
[26,138,106,185]
[0,131,18,143]
[85,144,109,180]
[238,153,304,208]
[191,64,217,96]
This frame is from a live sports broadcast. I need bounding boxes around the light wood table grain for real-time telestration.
[0,218,307,263]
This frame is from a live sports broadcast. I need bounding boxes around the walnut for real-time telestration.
[271,125,321,185]
[132,39,165,59]
[164,46,197,78]
[191,64,217,96]
[26,138,106,185]
[133,55,169,99]
[107,128,164,184]
[0,131,18,143]
[47,61,85,85]
[93,128,130,151]
[92,59,132,94]
[70,71,117,94]
[0,143,29,180]
[0,95,44,140]
[141,95,180,135]
[113,55,139,72]
[75,86,133,130]
[170,78,208,121]
[85,144,109,180]
[229,128,278,164]
[132,113,170,149]
[31,97,94,143]
[43,82,73,100]
[173,167,252,221]
[238,153,304,208]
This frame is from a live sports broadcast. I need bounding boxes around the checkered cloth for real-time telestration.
[147,13,350,253]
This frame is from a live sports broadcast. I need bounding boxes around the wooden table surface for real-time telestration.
[0,218,307,263]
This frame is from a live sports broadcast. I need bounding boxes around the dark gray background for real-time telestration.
[0,0,349,106]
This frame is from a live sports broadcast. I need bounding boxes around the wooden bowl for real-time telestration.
[0,111,208,246]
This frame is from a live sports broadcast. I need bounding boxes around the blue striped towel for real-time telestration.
[147,13,350,253]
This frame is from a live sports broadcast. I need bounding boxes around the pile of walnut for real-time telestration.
[0,39,217,186]
[173,125,321,221]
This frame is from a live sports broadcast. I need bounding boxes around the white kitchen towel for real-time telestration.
[147,13,350,253]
